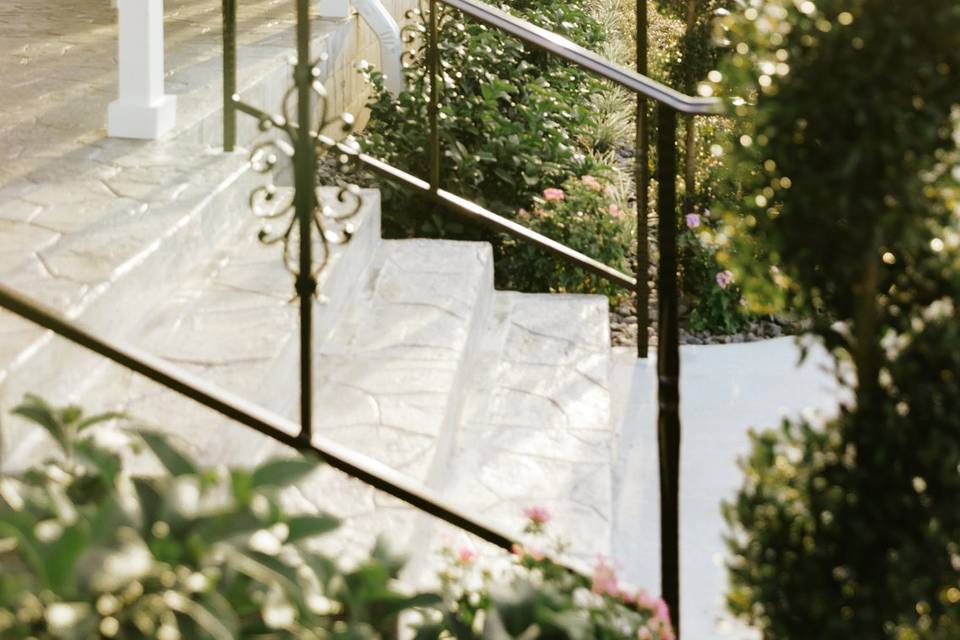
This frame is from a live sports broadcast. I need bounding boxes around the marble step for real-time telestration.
[0,0,369,429]
[13,235,497,566]
[0,187,381,468]
[406,291,615,580]
[0,140,256,455]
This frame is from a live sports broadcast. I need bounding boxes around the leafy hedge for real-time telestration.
[714,0,960,637]
[361,0,636,294]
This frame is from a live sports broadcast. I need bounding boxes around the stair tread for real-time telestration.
[312,238,495,481]
[432,290,614,565]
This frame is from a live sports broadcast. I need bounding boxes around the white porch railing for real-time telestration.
[107,0,402,140]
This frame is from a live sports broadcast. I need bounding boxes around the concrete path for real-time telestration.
[610,336,846,639]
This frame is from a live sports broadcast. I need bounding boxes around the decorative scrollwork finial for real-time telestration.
[246,56,365,297]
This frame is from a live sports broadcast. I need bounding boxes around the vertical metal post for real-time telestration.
[635,0,649,359]
[682,0,697,218]
[427,0,440,191]
[294,0,316,442]
[222,0,237,152]
[656,103,681,637]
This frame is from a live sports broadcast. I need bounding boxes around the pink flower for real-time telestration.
[523,506,551,525]
[511,543,524,557]
[609,203,623,218]
[634,588,655,611]
[543,188,565,202]
[580,175,603,192]
[457,547,477,564]
[637,626,653,640]
[685,213,701,229]
[528,546,545,561]
[653,597,670,623]
[591,557,619,596]
[715,270,734,289]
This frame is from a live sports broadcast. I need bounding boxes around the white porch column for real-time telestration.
[108,0,177,139]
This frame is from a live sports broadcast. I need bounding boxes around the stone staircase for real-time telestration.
[0,0,620,578]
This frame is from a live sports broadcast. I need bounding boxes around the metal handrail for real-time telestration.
[215,0,709,633]
[359,154,638,289]
[0,282,539,563]
[441,0,723,115]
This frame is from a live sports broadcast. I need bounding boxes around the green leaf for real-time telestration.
[45,525,88,595]
[136,430,197,477]
[286,514,340,541]
[0,514,46,585]
[161,590,236,640]
[412,624,444,640]
[76,411,126,433]
[132,477,163,525]
[74,439,121,487]
[250,457,317,489]
[373,591,443,619]
[12,394,68,452]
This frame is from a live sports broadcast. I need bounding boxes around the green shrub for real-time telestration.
[709,0,960,329]
[0,395,437,639]
[725,284,960,638]
[361,0,624,292]
[680,209,748,333]
[715,0,960,637]
[507,173,631,297]
[362,0,606,232]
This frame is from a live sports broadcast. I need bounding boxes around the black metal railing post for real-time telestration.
[655,103,681,636]
[294,0,316,442]
[222,0,237,152]
[635,0,649,359]
[427,0,441,191]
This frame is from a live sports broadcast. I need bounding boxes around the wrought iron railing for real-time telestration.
[219,1,725,636]
[0,2,724,638]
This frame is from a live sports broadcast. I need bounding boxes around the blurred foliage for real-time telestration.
[414,514,675,639]
[650,0,747,334]
[709,0,960,329]
[0,397,679,639]
[0,395,438,639]
[717,0,960,637]
[725,280,960,637]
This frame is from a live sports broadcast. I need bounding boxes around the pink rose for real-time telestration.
[634,588,655,610]
[609,203,623,218]
[653,597,670,623]
[580,175,602,192]
[523,506,551,525]
[685,213,701,229]
[543,188,565,202]
[591,557,619,596]
[715,270,734,289]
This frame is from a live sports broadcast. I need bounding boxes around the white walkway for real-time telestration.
[610,337,845,639]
